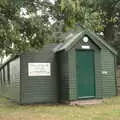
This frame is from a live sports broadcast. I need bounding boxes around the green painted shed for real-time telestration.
[0,27,117,104]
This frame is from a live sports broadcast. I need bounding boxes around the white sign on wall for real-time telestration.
[81,45,90,49]
[28,63,51,76]
[102,71,108,75]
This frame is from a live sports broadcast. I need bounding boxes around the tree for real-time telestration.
[0,0,54,59]
[1,0,120,64]
[92,0,119,43]
[53,0,120,40]
[53,0,102,32]
[53,0,120,64]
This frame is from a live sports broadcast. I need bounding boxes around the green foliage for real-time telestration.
[0,0,120,64]
[53,0,120,64]
[54,0,103,32]
[0,0,53,58]
[54,0,120,35]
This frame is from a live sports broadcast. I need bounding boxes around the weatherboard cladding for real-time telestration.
[0,57,20,103]
[94,50,102,98]
[0,28,117,104]
[20,44,58,104]
[54,27,117,100]
[56,36,103,101]
[54,28,116,100]
[56,51,69,101]
[9,58,20,102]
[101,48,116,97]
[67,36,102,100]
[0,44,58,104]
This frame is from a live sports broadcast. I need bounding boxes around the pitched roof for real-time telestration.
[53,28,117,55]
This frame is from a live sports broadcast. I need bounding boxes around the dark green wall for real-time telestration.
[0,41,116,104]
[56,51,69,101]
[58,36,116,101]
[101,48,116,97]
[20,44,58,104]
[68,37,102,100]
[0,44,58,104]
[0,58,20,103]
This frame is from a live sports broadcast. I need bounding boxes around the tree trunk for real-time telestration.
[104,22,114,44]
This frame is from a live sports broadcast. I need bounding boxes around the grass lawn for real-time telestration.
[0,97,120,120]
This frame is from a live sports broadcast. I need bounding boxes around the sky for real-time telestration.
[49,0,55,4]
[20,0,55,18]
[20,0,56,24]
[41,0,55,4]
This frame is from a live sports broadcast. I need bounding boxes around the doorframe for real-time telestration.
[75,49,96,99]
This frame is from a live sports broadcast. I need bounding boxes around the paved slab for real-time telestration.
[69,99,103,106]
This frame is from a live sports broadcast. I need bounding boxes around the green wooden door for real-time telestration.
[76,50,95,98]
